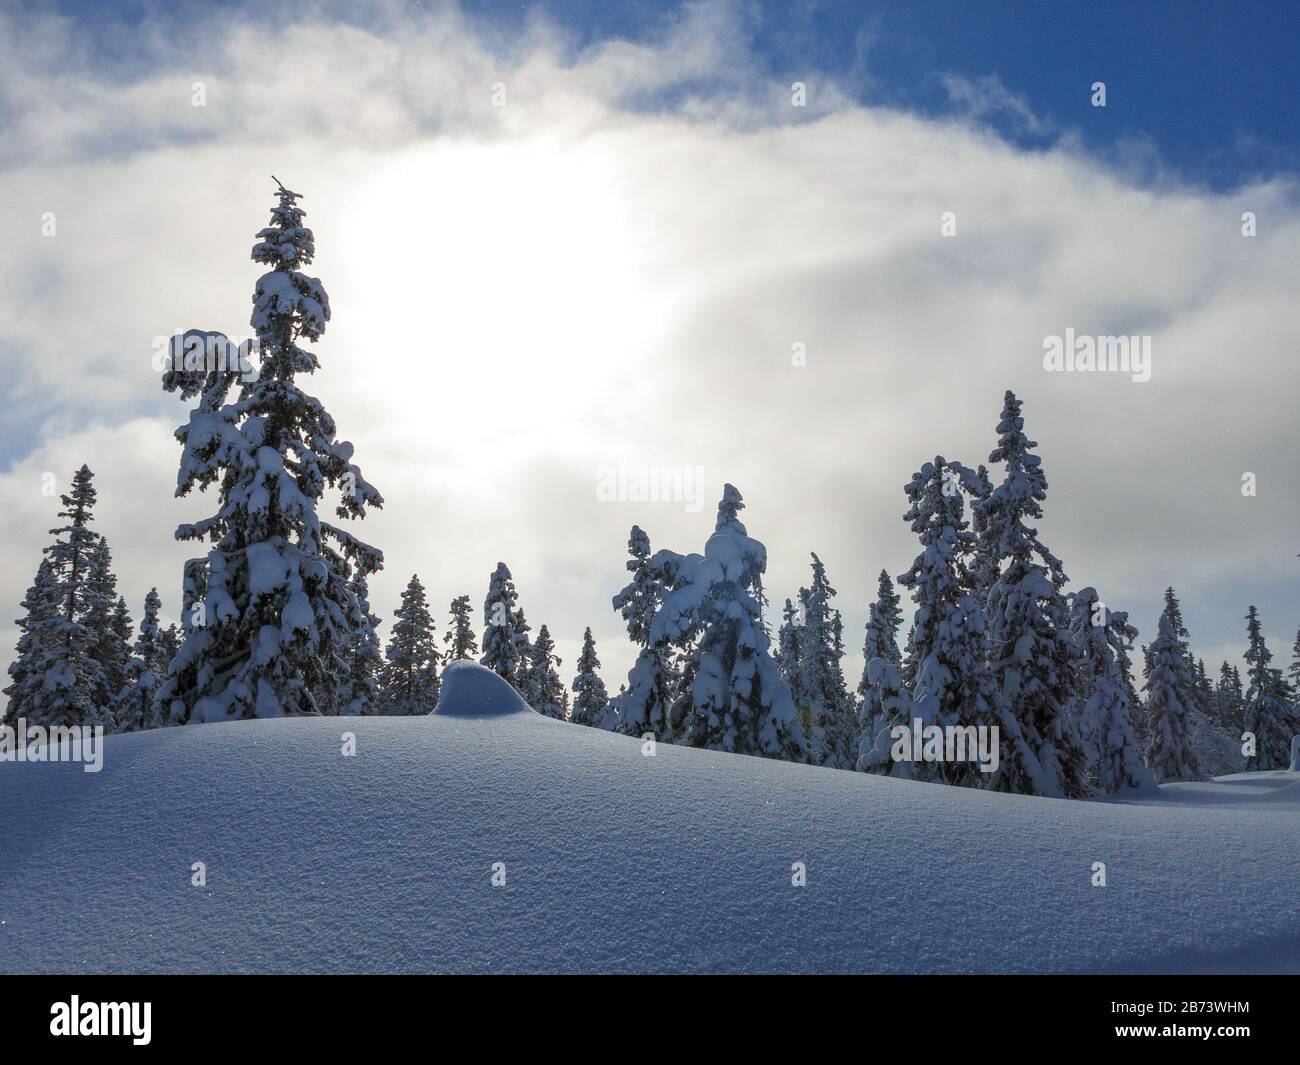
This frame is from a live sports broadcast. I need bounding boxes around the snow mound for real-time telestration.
[0,714,1296,974]
[435,661,536,717]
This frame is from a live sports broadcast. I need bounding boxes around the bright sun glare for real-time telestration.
[341,138,655,464]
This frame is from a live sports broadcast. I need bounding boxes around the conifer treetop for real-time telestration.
[976,392,1065,586]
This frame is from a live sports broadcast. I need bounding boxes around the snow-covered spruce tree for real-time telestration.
[855,568,909,772]
[1068,588,1155,794]
[1160,586,1190,645]
[776,597,802,697]
[157,624,181,672]
[443,594,479,663]
[611,525,677,740]
[342,570,383,716]
[570,626,612,728]
[110,598,134,664]
[116,589,165,733]
[79,537,129,725]
[974,392,1088,798]
[858,569,902,697]
[480,562,524,686]
[2,561,69,727]
[793,554,855,769]
[47,465,98,625]
[380,575,439,715]
[1142,613,1200,782]
[1141,588,1192,681]
[856,655,913,774]
[1117,629,1147,749]
[890,457,1003,786]
[654,485,806,761]
[512,607,535,700]
[32,468,106,726]
[1288,627,1300,698]
[1193,658,1215,720]
[1215,661,1245,733]
[968,462,998,599]
[525,624,568,719]
[90,541,134,724]
[1242,605,1299,770]
[158,182,383,722]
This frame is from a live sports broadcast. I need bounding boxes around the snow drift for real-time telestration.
[0,705,1296,974]
[434,661,535,717]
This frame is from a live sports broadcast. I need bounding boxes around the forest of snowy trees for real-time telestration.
[5,183,1299,797]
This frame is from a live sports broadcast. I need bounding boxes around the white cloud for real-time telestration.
[940,72,1050,135]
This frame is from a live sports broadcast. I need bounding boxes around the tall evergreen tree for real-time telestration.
[896,456,1003,787]
[1142,612,1200,782]
[611,526,676,739]
[793,553,855,769]
[1242,605,1298,770]
[512,607,535,700]
[858,569,902,697]
[158,624,181,668]
[156,624,181,700]
[443,594,479,662]
[381,575,439,715]
[47,465,98,626]
[855,655,913,774]
[1193,658,1215,720]
[525,624,567,719]
[655,486,806,761]
[1288,627,1300,698]
[1141,586,1192,690]
[1160,586,1190,644]
[31,468,105,726]
[80,538,127,724]
[974,392,1087,798]
[117,589,165,732]
[110,598,134,659]
[95,547,134,723]
[1116,628,1146,747]
[1068,588,1154,794]
[968,462,998,598]
[776,597,802,697]
[1214,661,1245,734]
[342,571,383,715]
[481,563,524,686]
[570,627,611,728]
[3,561,77,728]
[856,569,908,773]
[133,589,167,675]
[158,181,384,722]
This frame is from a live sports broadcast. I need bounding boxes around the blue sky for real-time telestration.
[29,0,1300,190]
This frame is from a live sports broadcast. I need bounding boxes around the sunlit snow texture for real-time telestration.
[1,711,1296,973]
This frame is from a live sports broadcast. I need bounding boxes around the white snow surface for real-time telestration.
[1,706,1297,973]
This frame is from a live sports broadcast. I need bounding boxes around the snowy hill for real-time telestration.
[2,681,1297,973]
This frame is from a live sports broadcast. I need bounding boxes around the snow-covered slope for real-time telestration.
[2,690,1297,973]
